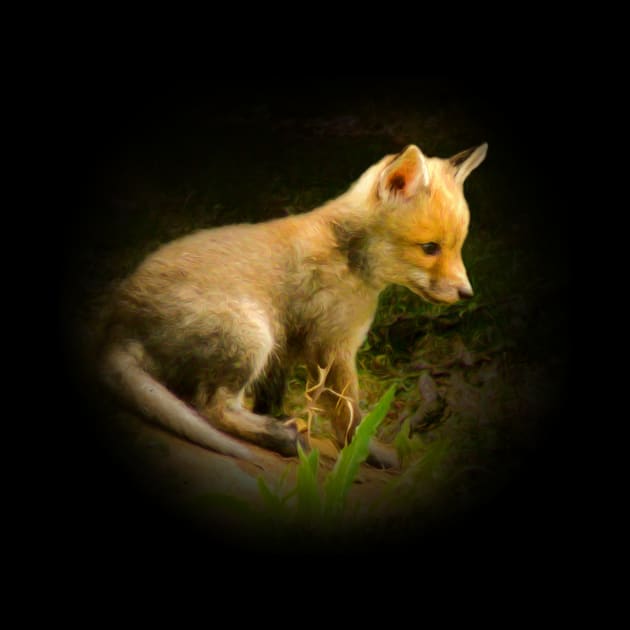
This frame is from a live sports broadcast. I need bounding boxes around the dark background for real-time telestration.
[56,76,569,565]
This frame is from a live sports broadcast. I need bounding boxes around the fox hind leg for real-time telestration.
[192,314,299,456]
[199,385,298,456]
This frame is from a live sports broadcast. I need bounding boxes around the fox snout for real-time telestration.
[435,263,474,304]
[423,273,474,304]
[453,270,474,301]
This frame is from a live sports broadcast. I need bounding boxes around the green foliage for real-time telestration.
[255,465,297,526]
[323,384,396,518]
[257,476,286,514]
[296,442,321,522]
[374,437,453,518]
[257,383,396,529]
[392,437,452,490]
[394,418,413,465]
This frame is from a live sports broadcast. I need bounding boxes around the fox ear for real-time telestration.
[450,143,488,184]
[378,145,430,202]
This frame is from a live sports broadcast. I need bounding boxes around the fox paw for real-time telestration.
[366,438,400,469]
[281,417,311,454]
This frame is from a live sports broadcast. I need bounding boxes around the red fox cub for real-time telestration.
[101,143,487,465]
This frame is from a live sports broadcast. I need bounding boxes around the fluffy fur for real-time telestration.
[100,143,487,464]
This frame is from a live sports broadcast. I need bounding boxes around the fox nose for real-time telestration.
[458,287,474,300]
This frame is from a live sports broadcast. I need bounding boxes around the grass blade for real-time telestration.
[324,384,396,518]
[257,476,285,515]
[296,442,321,522]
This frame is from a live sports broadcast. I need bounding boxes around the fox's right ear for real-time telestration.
[378,145,430,203]
[450,143,488,184]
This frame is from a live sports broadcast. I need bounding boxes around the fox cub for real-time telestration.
[101,143,487,465]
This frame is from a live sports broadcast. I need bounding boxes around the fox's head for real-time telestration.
[346,143,487,304]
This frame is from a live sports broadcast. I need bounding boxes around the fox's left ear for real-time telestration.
[378,145,430,202]
[450,143,488,184]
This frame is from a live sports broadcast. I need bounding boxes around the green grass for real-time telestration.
[256,384,396,532]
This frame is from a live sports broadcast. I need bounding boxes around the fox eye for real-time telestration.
[420,242,441,256]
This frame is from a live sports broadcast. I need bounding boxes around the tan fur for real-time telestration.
[100,143,487,463]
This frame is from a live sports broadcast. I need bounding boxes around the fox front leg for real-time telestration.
[307,353,399,468]
[307,352,361,447]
